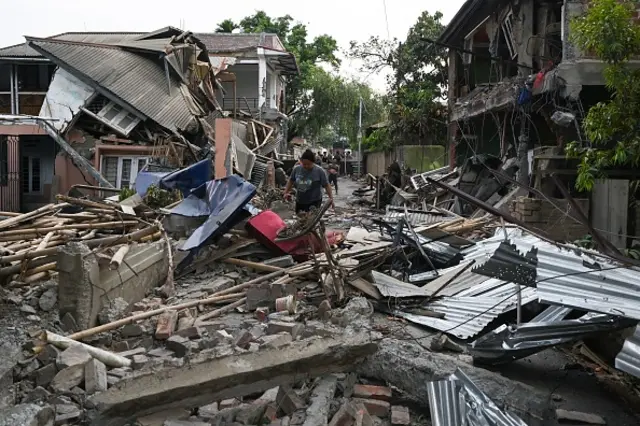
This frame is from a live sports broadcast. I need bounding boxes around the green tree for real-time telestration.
[303,67,386,147]
[215,19,238,33]
[215,11,342,141]
[567,0,640,190]
[349,11,448,149]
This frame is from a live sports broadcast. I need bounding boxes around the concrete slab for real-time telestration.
[58,241,168,329]
[357,338,553,425]
[0,404,55,426]
[88,336,378,425]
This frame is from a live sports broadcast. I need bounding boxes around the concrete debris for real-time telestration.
[0,133,637,426]
[0,404,54,426]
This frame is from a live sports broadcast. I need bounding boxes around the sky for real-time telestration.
[1,0,466,92]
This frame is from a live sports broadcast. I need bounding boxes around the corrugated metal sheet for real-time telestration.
[384,207,456,227]
[0,33,144,58]
[371,270,432,298]
[410,166,451,190]
[396,284,537,339]
[27,37,198,131]
[616,324,640,379]
[427,369,528,426]
[534,243,640,320]
[0,43,40,58]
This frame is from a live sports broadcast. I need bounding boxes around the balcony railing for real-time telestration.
[221,97,259,112]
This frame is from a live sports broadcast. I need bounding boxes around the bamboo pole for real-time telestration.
[195,298,247,323]
[0,203,69,231]
[0,226,158,264]
[109,245,130,270]
[222,257,282,272]
[66,293,245,341]
[0,221,138,238]
[42,331,131,367]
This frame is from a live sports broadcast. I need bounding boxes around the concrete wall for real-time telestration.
[217,64,259,110]
[366,145,446,177]
[510,196,590,242]
[58,241,169,329]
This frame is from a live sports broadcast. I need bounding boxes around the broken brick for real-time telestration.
[353,384,392,401]
[353,398,390,417]
[390,406,410,425]
[155,311,178,340]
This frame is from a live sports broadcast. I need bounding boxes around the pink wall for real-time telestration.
[215,118,232,179]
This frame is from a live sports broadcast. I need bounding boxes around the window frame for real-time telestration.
[96,101,141,135]
[21,155,42,195]
[100,155,149,189]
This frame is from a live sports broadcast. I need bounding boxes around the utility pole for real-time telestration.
[357,97,363,177]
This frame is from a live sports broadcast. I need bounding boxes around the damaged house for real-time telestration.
[0,28,297,212]
[440,0,640,248]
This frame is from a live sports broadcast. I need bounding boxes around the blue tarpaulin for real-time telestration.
[172,175,256,251]
[135,159,212,197]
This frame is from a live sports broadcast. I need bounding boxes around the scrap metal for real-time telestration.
[427,368,529,426]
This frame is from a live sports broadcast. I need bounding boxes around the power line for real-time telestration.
[382,0,391,39]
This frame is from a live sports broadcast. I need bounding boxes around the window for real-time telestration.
[21,156,41,193]
[16,64,54,92]
[96,101,141,135]
[100,156,149,189]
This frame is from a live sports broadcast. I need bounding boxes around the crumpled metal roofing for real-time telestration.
[427,368,528,426]
[26,37,200,132]
[395,283,537,339]
[534,243,640,320]
[616,324,640,379]
[470,310,633,364]
[383,206,455,227]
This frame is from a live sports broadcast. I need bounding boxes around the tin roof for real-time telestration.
[0,32,144,59]
[26,37,199,131]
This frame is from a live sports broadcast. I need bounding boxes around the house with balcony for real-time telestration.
[195,32,296,119]
[442,0,640,166]
[441,0,640,247]
[0,29,295,212]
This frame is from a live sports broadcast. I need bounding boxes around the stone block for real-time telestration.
[267,321,304,339]
[277,386,305,416]
[51,365,84,393]
[264,255,295,268]
[85,359,107,394]
[166,335,191,358]
[58,241,168,330]
[34,364,57,387]
[56,345,92,369]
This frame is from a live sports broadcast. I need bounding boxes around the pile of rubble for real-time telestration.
[2,152,640,426]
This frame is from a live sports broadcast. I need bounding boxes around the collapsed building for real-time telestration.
[0,27,296,212]
[440,0,640,249]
